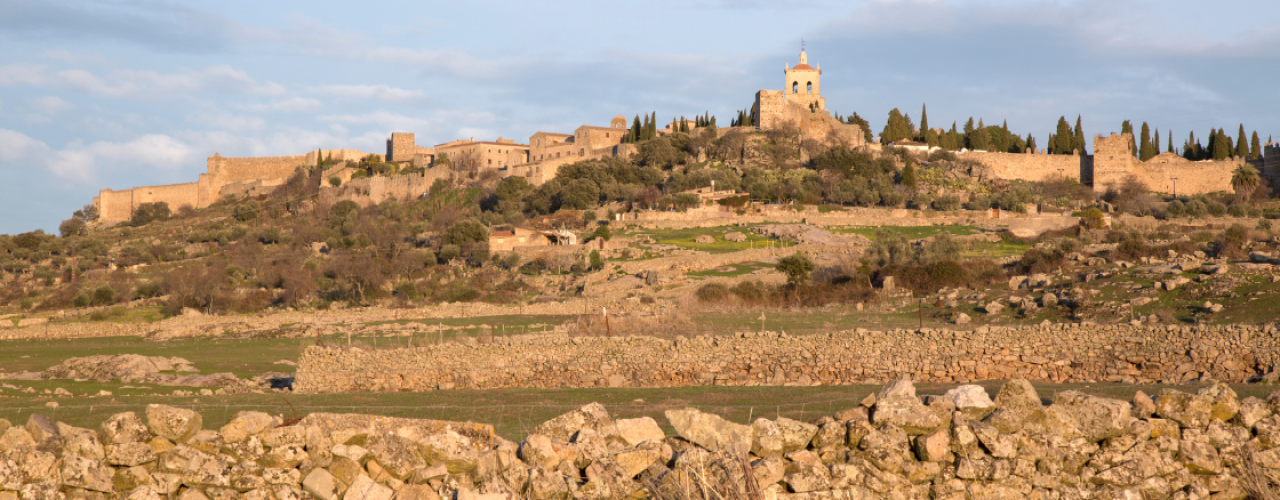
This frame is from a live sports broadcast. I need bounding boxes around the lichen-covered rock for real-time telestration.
[145,405,202,443]
[614,417,664,447]
[343,475,393,500]
[941,385,995,420]
[105,442,156,467]
[751,417,817,457]
[664,408,751,454]
[1052,391,1133,442]
[1155,390,1212,429]
[913,428,950,462]
[533,403,618,445]
[1197,383,1240,422]
[101,412,150,444]
[871,381,942,435]
[220,412,280,444]
[60,455,114,493]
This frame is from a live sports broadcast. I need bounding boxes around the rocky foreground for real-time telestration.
[3,380,1280,500]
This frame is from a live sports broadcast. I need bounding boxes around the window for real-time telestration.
[488,159,492,165]
[807,82,812,94]
[792,81,798,94]
[606,133,610,138]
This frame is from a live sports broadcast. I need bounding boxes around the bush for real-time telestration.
[1185,200,1207,217]
[328,176,341,187]
[129,202,170,226]
[439,244,461,262]
[1165,200,1186,217]
[1228,204,1247,217]
[92,285,115,306]
[695,283,730,302]
[932,195,961,211]
[589,250,604,270]
[233,200,260,222]
[59,218,86,238]
[1079,207,1106,229]
[1206,201,1227,217]
[776,253,817,283]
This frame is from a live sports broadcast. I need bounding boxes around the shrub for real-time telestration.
[129,202,170,226]
[932,195,961,211]
[439,244,461,262]
[134,281,161,299]
[328,176,341,187]
[59,218,86,238]
[233,200,260,222]
[1079,207,1106,229]
[1206,201,1227,217]
[1165,200,1186,217]
[695,283,730,302]
[589,250,604,270]
[1185,200,1207,217]
[92,285,115,306]
[776,253,817,283]
[1228,204,1247,217]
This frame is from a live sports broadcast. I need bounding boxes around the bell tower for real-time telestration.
[784,43,824,111]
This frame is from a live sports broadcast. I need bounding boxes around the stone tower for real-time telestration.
[785,49,824,111]
[611,115,627,130]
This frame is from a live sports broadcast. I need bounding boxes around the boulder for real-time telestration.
[614,417,664,446]
[664,408,752,454]
[954,313,971,325]
[145,405,202,443]
[533,403,619,444]
[871,381,942,435]
[1197,383,1240,422]
[344,475,393,500]
[1052,391,1133,442]
[60,455,114,493]
[392,484,441,500]
[940,385,995,420]
[220,412,280,444]
[724,232,747,242]
[102,412,151,444]
[1155,390,1212,429]
[105,442,156,467]
[750,417,818,457]
[694,234,716,243]
[913,428,950,462]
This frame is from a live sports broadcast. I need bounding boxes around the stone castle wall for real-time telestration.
[959,150,1090,183]
[1265,145,1280,190]
[317,169,453,208]
[1092,133,1241,195]
[507,143,637,185]
[294,323,1277,393]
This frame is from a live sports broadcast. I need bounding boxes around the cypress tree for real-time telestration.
[650,112,657,139]
[1139,122,1154,161]
[900,159,917,189]
[1168,130,1174,154]
[1213,129,1231,160]
[1053,116,1072,155]
[632,115,642,142]
[919,104,929,140]
[1121,120,1135,156]
[709,116,716,128]
[1237,124,1249,159]
[1026,134,1037,153]
[1073,115,1086,154]
[1154,128,1161,157]
[1184,131,1196,160]
[1251,131,1262,159]
[971,125,991,151]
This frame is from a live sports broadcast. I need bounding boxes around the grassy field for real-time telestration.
[625,225,793,254]
[686,261,776,278]
[831,225,980,240]
[1,380,1272,440]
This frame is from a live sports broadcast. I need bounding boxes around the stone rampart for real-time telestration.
[1093,133,1241,195]
[295,323,1278,394]
[317,169,451,208]
[960,150,1089,183]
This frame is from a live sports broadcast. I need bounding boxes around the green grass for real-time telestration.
[832,225,980,240]
[2,381,1274,440]
[687,262,775,278]
[628,226,791,254]
[0,336,307,379]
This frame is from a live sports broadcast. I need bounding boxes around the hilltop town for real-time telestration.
[3,50,1280,500]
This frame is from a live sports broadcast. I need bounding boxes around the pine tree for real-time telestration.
[1073,116,1086,154]
[1236,124,1249,159]
[1121,120,1135,157]
[1139,122,1154,161]
[919,104,929,141]
[1053,116,1072,155]
[1251,131,1262,160]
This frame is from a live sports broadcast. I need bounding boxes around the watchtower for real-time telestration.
[610,115,627,130]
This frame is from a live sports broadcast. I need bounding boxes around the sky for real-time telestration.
[1,0,1278,234]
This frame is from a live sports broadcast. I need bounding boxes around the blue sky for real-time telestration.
[1,0,1277,234]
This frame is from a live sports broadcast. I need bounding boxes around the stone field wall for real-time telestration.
[294,323,1279,394]
[12,380,1280,500]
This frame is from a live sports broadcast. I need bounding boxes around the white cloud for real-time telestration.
[242,97,323,112]
[319,111,434,132]
[314,84,424,102]
[0,129,52,162]
[47,65,285,98]
[32,96,74,114]
[0,64,47,85]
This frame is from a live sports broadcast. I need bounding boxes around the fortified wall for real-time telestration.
[294,323,1275,393]
[958,150,1090,183]
[506,143,637,185]
[1092,133,1243,195]
[317,169,452,208]
[94,149,373,223]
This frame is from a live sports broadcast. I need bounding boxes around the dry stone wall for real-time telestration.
[295,323,1279,394]
[9,380,1280,500]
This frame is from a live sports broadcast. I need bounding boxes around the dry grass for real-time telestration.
[643,453,763,500]
[1237,445,1279,500]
